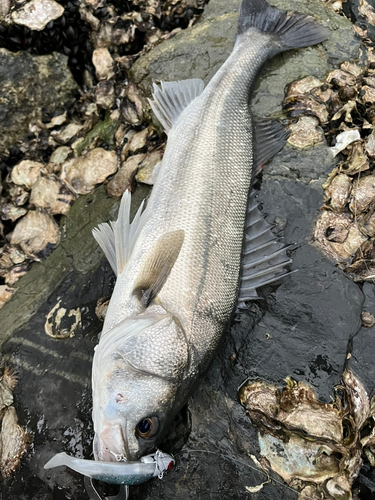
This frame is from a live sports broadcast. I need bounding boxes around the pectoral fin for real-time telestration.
[133,230,185,307]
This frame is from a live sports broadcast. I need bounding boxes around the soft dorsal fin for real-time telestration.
[92,190,147,276]
[253,120,290,177]
[133,230,185,307]
[148,79,205,133]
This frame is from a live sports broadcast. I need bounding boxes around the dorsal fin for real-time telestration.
[253,120,290,176]
[92,190,147,276]
[148,79,205,133]
[133,230,185,307]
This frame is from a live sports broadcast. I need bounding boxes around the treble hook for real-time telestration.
[84,476,130,500]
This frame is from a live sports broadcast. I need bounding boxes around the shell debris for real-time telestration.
[284,52,375,282]
[240,369,375,500]
[0,365,30,478]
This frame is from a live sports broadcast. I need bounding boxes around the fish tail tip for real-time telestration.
[238,0,330,49]
[44,452,68,469]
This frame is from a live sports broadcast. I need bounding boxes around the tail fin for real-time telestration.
[238,0,330,49]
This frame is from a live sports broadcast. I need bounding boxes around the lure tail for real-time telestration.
[238,0,330,50]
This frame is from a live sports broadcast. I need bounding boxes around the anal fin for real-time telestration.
[133,230,185,307]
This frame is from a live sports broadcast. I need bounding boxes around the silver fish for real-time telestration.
[89,0,330,467]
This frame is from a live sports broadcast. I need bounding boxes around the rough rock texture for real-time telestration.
[9,0,64,31]
[0,0,373,499]
[0,49,78,154]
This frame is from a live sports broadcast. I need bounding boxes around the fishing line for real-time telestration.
[179,447,317,499]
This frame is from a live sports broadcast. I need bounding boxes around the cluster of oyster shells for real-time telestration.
[283,49,375,281]
[240,369,375,500]
[0,1,203,310]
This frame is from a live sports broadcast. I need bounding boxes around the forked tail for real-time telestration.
[238,0,330,50]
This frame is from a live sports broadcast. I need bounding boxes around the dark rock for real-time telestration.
[0,48,78,155]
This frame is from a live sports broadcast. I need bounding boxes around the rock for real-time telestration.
[135,148,163,185]
[0,286,16,310]
[9,0,64,31]
[51,123,83,144]
[92,48,115,80]
[0,49,78,155]
[0,406,29,479]
[122,127,149,155]
[11,160,45,189]
[107,153,145,197]
[348,283,375,395]
[325,173,352,211]
[29,175,75,215]
[61,148,118,195]
[349,174,375,214]
[95,80,115,109]
[0,204,28,222]
[49,146,71,166]
[314,211,367,262]
[121,82,147,126]
[287,116,325,149]
[10,211,60,259]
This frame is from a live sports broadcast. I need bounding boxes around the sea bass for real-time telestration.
[90,0,330,465]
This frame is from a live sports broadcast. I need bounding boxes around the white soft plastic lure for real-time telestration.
[44,450,174,485]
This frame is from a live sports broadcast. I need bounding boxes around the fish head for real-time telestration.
[92,311,189,461]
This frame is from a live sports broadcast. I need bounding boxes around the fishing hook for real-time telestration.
[84,476,130,500]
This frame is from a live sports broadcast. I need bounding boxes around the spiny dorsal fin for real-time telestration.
[237,190,292,305]
[253,120,290,177]
[92,190,147,276]
[148,79,205,133]
[133,230,185,307]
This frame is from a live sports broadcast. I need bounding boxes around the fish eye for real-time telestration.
[136,416,159,439]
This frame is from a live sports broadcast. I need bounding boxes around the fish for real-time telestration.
[88,0,330,466]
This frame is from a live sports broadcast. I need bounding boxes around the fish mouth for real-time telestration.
[94,422,131,462]
[95,421,156,462]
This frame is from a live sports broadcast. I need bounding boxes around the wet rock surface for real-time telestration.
[0,0,375,499]
[0,49,78,155]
